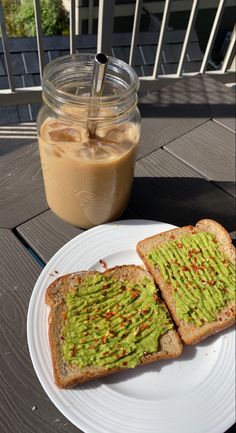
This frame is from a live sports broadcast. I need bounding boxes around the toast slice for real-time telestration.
[45,265,183,388]
[137,219,235,345]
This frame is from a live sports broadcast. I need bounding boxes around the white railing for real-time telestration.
[0,0,235,107]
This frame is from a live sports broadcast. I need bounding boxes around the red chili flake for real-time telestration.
[105,311,116,319]
[122,349,127,356]
[225,311,230,317]
[99,259,108,270]
[122,361,128,366]
[115,354,120,360]
[170,235,175,239]
[62,312,67,320]
[191,264,200,272]
[219,317,223,321]
[102,284,109,290]
[70,346,77,357]
[130,290,139,299]
[188,249,200,257]
[212,239,217,244]
[209,280,216,286]
[174,288,178,292]
[182,266,190,272]
[101,335,107,344]
[230,307,234,313]
[139,323,148,330]
[140,308,149,315]
[177,242,183,248]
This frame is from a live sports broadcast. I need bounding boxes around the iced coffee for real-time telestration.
[37,54,141,228]
[39,115,139,228]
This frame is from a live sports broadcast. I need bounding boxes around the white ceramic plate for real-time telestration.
[27,219,235,433]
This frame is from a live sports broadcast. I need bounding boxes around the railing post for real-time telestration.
[221,24,236,73]
[200,0,226,73]
[97,0,115,55]
[0,0,15,91]
[70,0,76,54]
[129,0,143,66]
[33,0,45,81]
[176,0,199,77]
[152,0,172,78]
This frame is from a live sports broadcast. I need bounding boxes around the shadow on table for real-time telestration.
[138,75,235,119]
[129,176,235,233]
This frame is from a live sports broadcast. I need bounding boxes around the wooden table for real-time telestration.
[0,75,235,433]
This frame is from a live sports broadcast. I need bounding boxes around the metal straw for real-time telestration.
[89,53,108,138]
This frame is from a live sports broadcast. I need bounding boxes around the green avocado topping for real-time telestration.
[148,231,235,327]
[61,274,173,369]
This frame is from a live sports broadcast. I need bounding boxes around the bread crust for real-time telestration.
[137,219,236,345]
[46,265,182,388]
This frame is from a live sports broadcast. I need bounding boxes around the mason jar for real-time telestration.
[37,54,141,229]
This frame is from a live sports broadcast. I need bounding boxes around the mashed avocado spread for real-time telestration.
[61,275,173,369]
[148,231,235,327]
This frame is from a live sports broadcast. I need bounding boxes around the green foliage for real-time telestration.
[2,0,69,37]
[2,0,19,36]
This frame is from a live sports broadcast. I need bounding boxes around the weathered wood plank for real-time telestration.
[164,120,235,197]
[17,207,138,263]
[0,229,80,433]
[17,210,83,263]
[131,148,235,231]
[138,75,211,158]
[0,142,48,228]
[202,75,235,133]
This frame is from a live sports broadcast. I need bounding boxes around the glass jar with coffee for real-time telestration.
[37,54,141,229]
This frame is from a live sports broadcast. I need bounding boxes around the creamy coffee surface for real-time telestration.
[39,116,139,228]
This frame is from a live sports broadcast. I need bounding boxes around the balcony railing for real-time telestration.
[0,0,235,107]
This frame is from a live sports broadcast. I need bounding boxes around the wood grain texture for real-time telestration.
[17,210,83,263]
[202,75,235,133]
[138,75,211,159]
[164,120,235,197]
[0,142,48,228]
[17,207,138,263]
[131,148,235,231]
[0,229,80,433]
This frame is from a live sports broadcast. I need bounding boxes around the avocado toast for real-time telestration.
[45,265,182,388]
[137,219,236,344]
